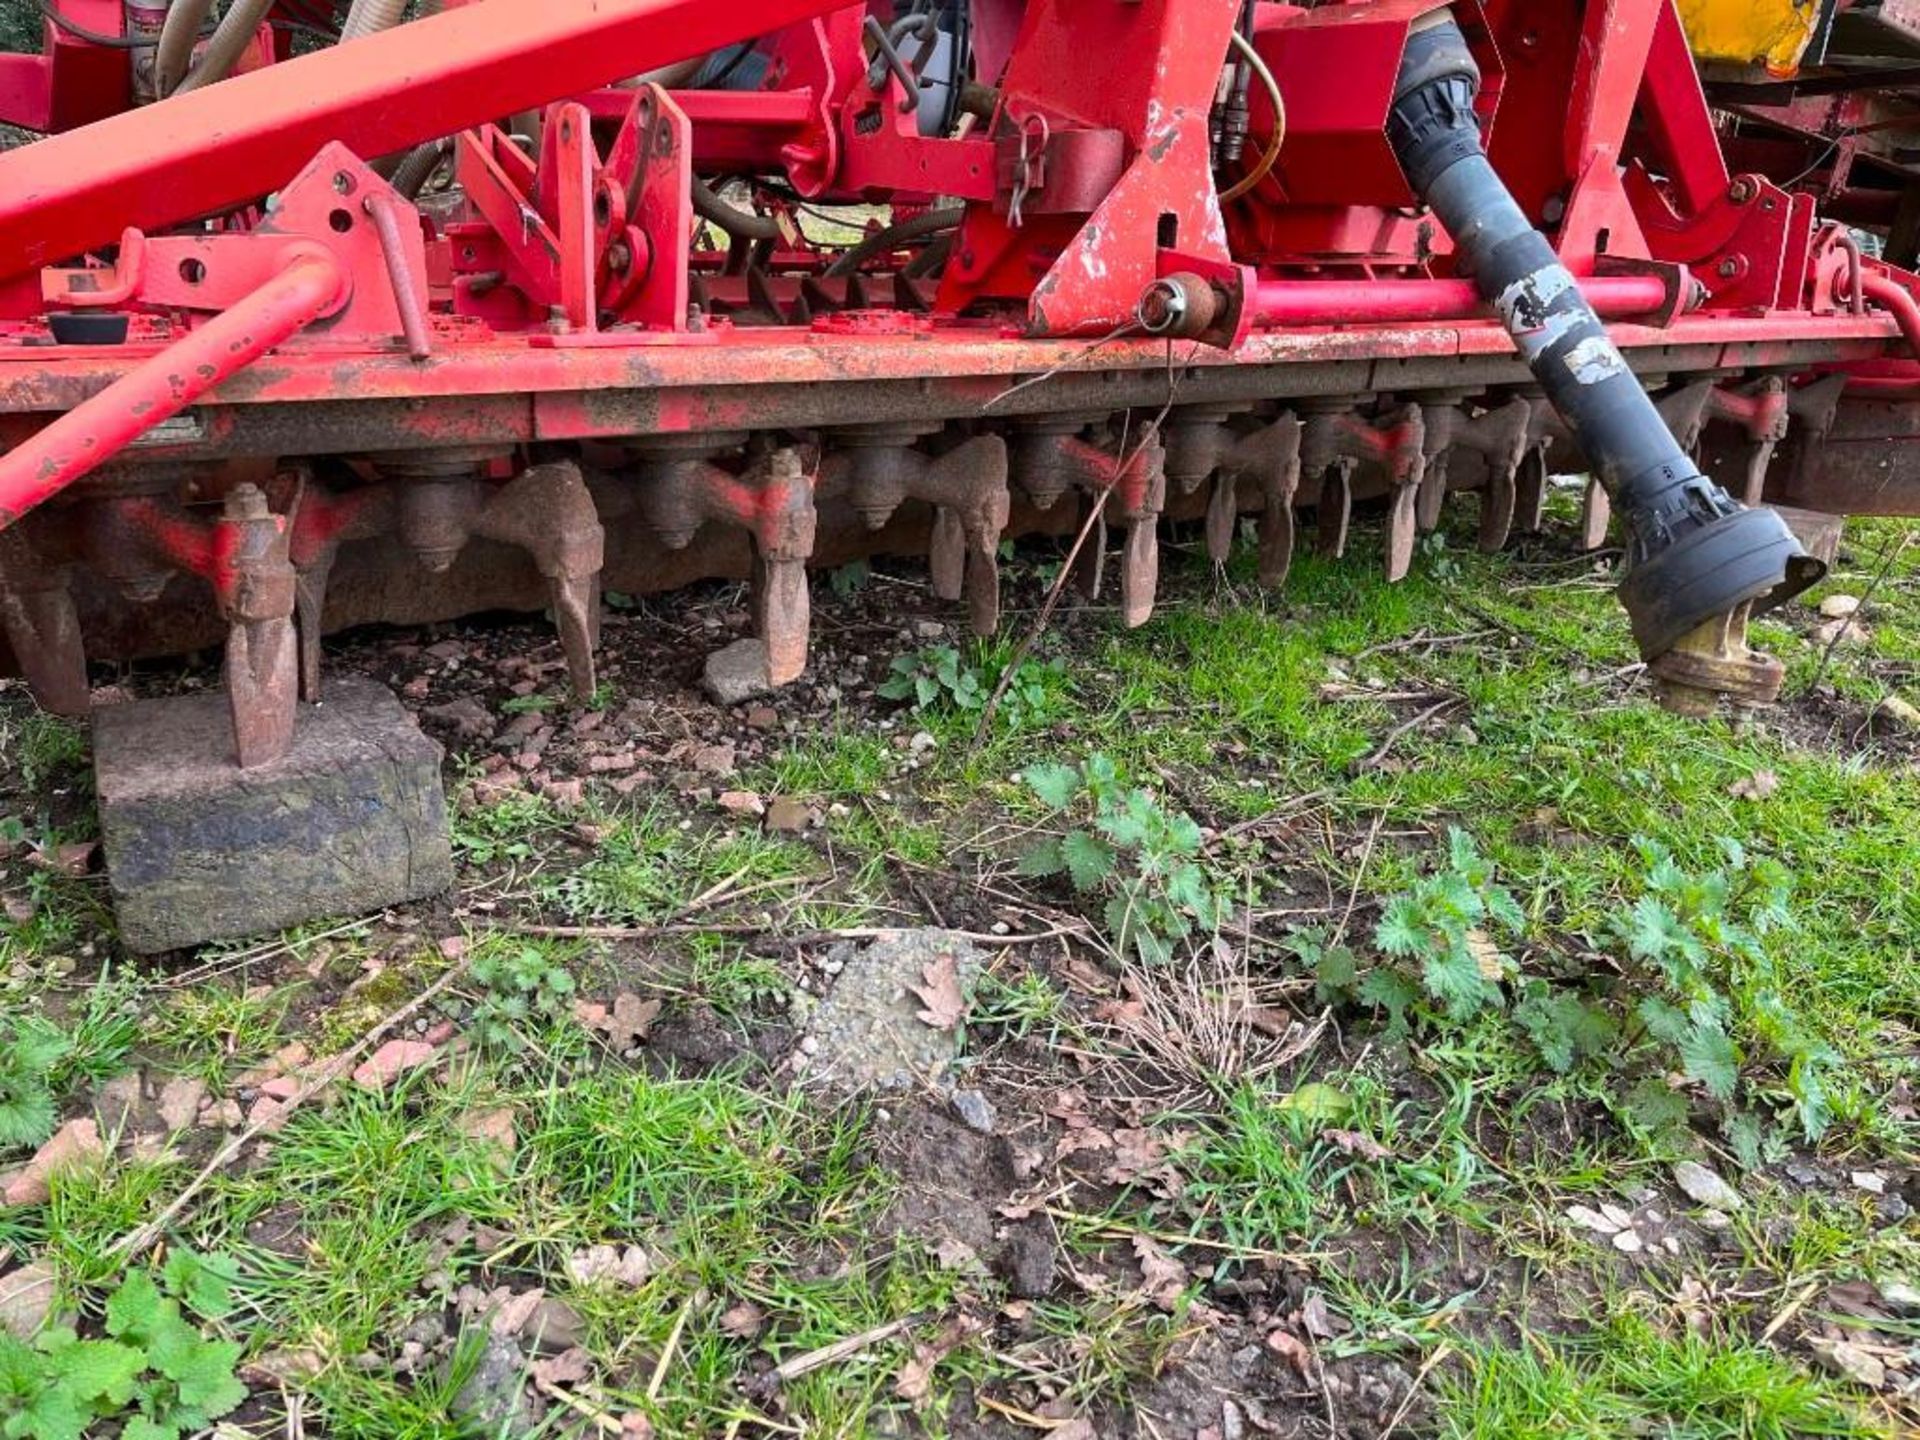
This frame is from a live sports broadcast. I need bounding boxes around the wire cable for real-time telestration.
[1219,29,1283,205]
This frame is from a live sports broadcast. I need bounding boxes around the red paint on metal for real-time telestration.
[1248,274,1670,327]
[0,0,853,276]
[0,253,343,528]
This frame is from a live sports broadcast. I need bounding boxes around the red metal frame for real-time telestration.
[0,0,1918,766]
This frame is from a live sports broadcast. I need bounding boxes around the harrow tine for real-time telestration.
[1317,459,1354,559]
[225,615,299,769]
[0,528,89,717]
[928,506,967,603]
[754,552,811,685]
[1514,445,1550,535]
[216,485,300,769]
[1579,478,1612,551]
[473,461,608,700]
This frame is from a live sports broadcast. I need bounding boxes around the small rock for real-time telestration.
[449,1333,535,1436]
[908,730,938,757]
[998,1224,1057,1299]
[1673,1160,1743,1213]
[0,1263,56,1338]
[156,1076,207,1132]
[93,1071,146,1131]
[3,1119,104,1207]
[1875,695,1920,731]
[1818,593,1861,620]
[704,639,773,706]
[1877,1279,1920,1314]
[567,1244,651,1289]
[1811,617,1871,649]
[912,620,947,640]
[1851,1171,1887,1195]
[527,1297,587,1353]
[744,705,779,731]
[691,743,736,779]
[766,796,813,833]
[352,1039,438,1090]
[950,1089,998,1135]
[1611,1228,1644,1254]
[718,791,766,817]
[425,698,495,742]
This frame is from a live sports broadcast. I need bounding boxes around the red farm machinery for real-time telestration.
[2,0,1920,940]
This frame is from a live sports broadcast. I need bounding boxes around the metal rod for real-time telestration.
[363,190,433,360]
[1248,274,1671,328]
[0,253,343,528]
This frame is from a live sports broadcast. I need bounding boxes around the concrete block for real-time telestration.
[95,678,452,953]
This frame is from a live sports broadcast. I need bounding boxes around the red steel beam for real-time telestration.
[0,0,851,278]
[1247,274,1672,327]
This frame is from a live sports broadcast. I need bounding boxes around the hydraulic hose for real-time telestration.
[153,0,214,97]
[823,207,965,277]
[173,0,277,95]
[1385,12,1821,664]
[693,178,782,242]
[340,0,408,44]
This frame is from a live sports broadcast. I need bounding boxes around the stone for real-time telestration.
[1818,593,1862,620]
[424,697,495,743]
[798,929,985,1092]
[704,638,773,706]
[3,1119,103,1207]
[0,1262,55,1338]
[766,796,813,833]
[1875,695,1920,731]
[450,1332,536,1436]
[94,678,453,953]
[156,1076,207,1132]
[998,1224,1057,1299]
[950,1089,999,1135]
[93,1071,146,1131]
[1673,1160,1743,1213]
[353,1039,438,1089]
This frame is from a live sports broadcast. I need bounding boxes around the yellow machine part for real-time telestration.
[1676,0,1821,74]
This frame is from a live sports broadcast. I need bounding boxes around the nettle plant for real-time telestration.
[878,644,1069,731]
[470,944,578,1050]
[0,1018,73,1151]
[1020,754,1226,964]
[0,1251,246,1440]
[1305,829,1837,1163]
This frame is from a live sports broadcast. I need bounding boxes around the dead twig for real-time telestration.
[768,1316,918,1385]
[1353,697,1462,774]
[112,953,474,1258]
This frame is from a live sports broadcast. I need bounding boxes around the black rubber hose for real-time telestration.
[822,207,965,278]
[1386,14,1822,660]
[693,179,782,242]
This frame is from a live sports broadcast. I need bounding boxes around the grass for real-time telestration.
[1439,1312,1895,1439]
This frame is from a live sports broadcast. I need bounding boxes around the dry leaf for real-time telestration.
[1264,1327,1314,1379]
[531,1347,592,1387]
[892,1314,982,1407]
[1464,928,1506,981]
[591,992,662,1050]
[718,1300,766,1339]
[1300,1292,1342,1341]
[911,953,967,1030]
[1730,769,1780,801]
[1131,1235,1187,1311]
[1321,1128,1391,1161]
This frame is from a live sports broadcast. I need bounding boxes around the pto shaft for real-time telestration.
[1384,13,1823,685]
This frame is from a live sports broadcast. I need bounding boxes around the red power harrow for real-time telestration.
[2,0,1920,769]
